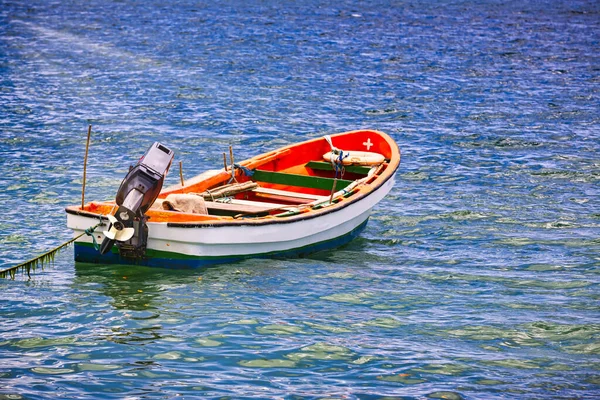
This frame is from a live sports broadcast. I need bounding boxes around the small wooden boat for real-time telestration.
[65,130,400,268]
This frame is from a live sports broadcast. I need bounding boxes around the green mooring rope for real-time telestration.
[0,223,102,280]
[84,225,100,251]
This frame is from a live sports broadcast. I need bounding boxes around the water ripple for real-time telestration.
[1,0,600,398]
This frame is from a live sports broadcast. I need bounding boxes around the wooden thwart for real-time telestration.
[205,199,291,216]
[305,161,372,175]
[253,187,327,204]
[252,169,353,191]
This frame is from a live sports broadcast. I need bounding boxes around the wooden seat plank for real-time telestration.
[205,199,292,217]
[305,161,372,175]
[253,187,326,201]
[252,169,353,191]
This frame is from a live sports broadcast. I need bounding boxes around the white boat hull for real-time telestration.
[67,172,395,267]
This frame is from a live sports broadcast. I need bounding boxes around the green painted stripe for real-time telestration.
[252,169,353,191]
[305,161,371,175]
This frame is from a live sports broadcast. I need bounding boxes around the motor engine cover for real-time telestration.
[99,142,174,257]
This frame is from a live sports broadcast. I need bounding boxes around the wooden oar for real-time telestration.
[0,223,101,279]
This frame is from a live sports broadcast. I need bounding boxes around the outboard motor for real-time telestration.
[99,142,174,258]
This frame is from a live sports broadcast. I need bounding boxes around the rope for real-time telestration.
[0,221,104,280]
[84,225,100,251]
[234,164,254,177]
[330,149,348,179]
[204,188,216,202]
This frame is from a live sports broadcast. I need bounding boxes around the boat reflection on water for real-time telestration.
[72,262,205,344]
[70,242,370,346]
[74,263,176,309]
[71,258,287,344]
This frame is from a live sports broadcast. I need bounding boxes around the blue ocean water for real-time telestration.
[1,0,599,398]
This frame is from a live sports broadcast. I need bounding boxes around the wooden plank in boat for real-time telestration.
[305,161,372,175]
[253,187,327,203]
[205,199,288,216]
[252,170,353,191]
[226,199,290,209]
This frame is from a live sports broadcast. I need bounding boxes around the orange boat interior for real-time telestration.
[73,130,399,224]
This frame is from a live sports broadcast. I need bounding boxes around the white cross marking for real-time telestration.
[363,138,373,150]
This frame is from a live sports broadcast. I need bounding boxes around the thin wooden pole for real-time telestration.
[329,178,338,204]
[81,125,92,209]
[223,152,228,170]
[179,161,185,186]
[228,145,237,183]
